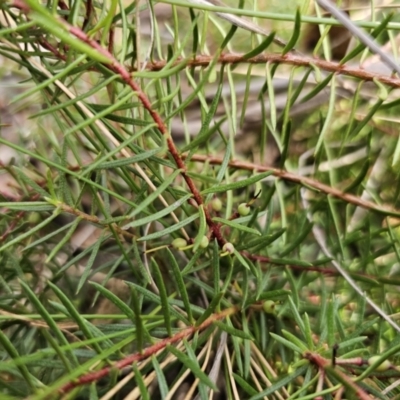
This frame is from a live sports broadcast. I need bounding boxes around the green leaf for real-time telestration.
[201,171,273,194]
[151,258,172,336]
[47,282,104,354]
[344,157,370,192]
[46,217,81,263]
[167,345,218,391]
[193,204,208,252]
[233,373,258,396]
[243,32,276,59]
[238,228,286,252]
[181,68,225,153]
[126,282,191,325]
[92,148,162,170]
[350,98,384,141]
[281,329,308,352]
[76,231,104,294]
[340,13,393,64]
[213,321,253,340]
[182,117,226,154]
[123,193,192,229]
[132,363,150,400]
[212,239,221,295]
[326,298,336,347]
[232,248,251,270]
[138,212,199,241]
[213,216,261,236]
[315,74,336,154]
[166,248,193,324]
[282,8,301,54]
[288,294,305,327]
[265,62,277,131]
[0,202,54,211]
[0,329,36,391]
[0,210,60,253]
[129,168,182,218]
[249,365,308,400]
[14,167,50,198]
[152,356,169,398]
[195,292,224,327]
[279,220,313,257]
[339,336,367,350]
[89,281,135,323]
[301,73,333,103]
[247,289,291,305]
[303,313,314,351]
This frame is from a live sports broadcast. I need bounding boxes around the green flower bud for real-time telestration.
[28,212,41,224]
[238,203,250,216]
[262,300,276,314]
[211,198,223,212]
[172,238,187,250]
[368,356,391,371]
[222,242,234,254]
[199,236,209,249]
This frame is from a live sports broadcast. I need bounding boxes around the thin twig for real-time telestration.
[139,53,400,88]
[59,305,239,393]
[7,2,400,89]
[186,154,400,218]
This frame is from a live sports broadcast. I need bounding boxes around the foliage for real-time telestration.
[1,0,400,398]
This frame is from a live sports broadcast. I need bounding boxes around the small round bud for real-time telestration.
[262,300,276,314]
[176,320,187,329]
[199,236,209,249]
[28,212,41,224]
[172,238,187,250]
[238,203,250,216]
[211,198,223,212]
[368,356,391,371]
[222,242,235,254]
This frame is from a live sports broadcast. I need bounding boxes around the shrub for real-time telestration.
[1,0,400,398]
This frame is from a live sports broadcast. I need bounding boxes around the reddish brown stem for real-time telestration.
[59,305,239,394]
[140,53,400,88]
[8,3,400,89]
[304,352,373,400]
[38,38,67,61]
[242,251,385,283]
[186,154,400,218]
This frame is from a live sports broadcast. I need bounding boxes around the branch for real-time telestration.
[59,305,239,394]
[8,3,400,89]
[186,154,400,218]
[141,53,400,88]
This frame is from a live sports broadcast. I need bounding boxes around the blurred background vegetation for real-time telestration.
[2,0,400,399]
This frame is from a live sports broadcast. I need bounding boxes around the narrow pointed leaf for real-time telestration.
[167,345,218,391]
[166,248,193,323]
[201,171,273,194]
